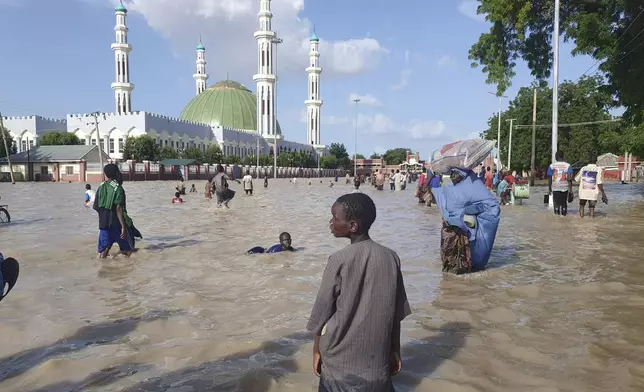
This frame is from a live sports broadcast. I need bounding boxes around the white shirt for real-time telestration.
[85,189,95,203]
[242,175,253,190]
[575,164,603,201]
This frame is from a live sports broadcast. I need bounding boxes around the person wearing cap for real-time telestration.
[92,164,135,258]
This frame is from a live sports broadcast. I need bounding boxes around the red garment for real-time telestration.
[505,175,515,185]
[484,171,493,187]
[172,197,183,203]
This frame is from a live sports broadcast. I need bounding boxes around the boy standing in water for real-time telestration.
[242,170,253,195]
[308,193,411,392]
[93,164,134,258]
[547,150,573,216]
[575,153,608,218]
[212,164,240,208]
[84,184,95,207]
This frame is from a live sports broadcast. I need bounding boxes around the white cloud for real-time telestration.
[391,49,412,90]
[457,0,485,22]
[358,113,447,140]
[437,55,456,67]
[116,0,387,76]
[348,93,381,107]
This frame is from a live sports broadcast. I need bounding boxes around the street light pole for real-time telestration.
[551,0,560,164]
[488,92,508,168]
[505,118,516,171]
[353,98,360,177]
[530,88,537,185]
[272,36,283,179]
[256,135,260,179]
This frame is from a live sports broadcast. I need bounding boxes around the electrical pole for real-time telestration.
[353,98,360,177]
[0,113,15,184]
[256,135,260,179]
[505,119,516,171]
[530,88,537,186]
[88,112,105,181]
[552,0,560,164]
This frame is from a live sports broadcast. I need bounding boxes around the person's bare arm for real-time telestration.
[116,205,127,239]
[313,335,322,376]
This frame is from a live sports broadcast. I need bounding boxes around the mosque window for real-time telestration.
[118,138,124,151]
[100,139,105,150]
[171,141,174,148]
[21,140,27,151]
[109,138,115,154]
[91,139,96,146]
[29,140,34,148]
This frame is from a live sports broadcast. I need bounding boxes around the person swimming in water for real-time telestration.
[172,192,184,204]
[0,253,19,303]
[189,184,197,193]
[247,232,296,254]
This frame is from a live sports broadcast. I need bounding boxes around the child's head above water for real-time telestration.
[85,184,91,190]
[330,193,376,238]
[279,232,292,249]
[175,191,180,198]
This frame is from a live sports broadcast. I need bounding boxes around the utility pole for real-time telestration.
[88,112,105,181]
[551,0,560,164]
[505,118,516,171]
[256,135,260,179]
[0,113,15,184]
[530,88,537,186]
[353,98,360,177]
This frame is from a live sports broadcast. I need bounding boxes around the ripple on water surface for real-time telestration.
[0,180,643,391]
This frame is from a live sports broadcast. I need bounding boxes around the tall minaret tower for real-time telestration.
[305,29,323,148]
[252,0,279,139]
[111,0,134,113]
[193,38,208,95]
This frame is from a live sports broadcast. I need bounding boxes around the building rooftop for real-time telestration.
[115,1,127,13]
[0,145,108,163]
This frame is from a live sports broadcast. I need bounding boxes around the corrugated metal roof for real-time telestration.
[0,145,107,163]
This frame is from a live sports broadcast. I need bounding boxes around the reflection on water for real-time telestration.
[0,180,643,391]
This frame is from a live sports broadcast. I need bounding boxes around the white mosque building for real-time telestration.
[2,0,326,161]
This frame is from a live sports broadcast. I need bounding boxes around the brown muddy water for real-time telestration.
[0,179,643,392]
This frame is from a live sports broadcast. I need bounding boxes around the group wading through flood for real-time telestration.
[0,139,641,392]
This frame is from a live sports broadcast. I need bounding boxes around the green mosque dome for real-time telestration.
[115,1,127,13]
[179,80,281,134]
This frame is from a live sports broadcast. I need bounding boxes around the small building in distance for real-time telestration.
[0,145,109,182]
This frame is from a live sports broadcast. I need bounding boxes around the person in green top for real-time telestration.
[93,164,140,258]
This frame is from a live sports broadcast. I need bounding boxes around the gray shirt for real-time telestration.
[307,239,411,392]
[211,172,230,194]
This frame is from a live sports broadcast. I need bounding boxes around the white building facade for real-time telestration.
[1,0,324,161]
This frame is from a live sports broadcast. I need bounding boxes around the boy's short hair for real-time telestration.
[85,184,91,190]
[175,192,180,197]
[335,193,377,232]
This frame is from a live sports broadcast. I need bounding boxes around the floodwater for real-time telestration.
[0,179,643,392]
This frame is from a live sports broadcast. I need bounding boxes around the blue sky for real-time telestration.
[0,0,598,158]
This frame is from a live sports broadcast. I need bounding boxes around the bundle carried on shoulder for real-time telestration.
[429,138,495,175]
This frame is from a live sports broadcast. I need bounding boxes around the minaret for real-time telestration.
[305,29,323,147]
[252,0,278,138]
[111,0,134,113]
[193,38,208,95]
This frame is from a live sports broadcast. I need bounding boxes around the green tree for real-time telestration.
[158,146,179,160]
[320,154,338,169]
[468,0,643,122]
[370,152,381,159]
[328,143,350,168]
[354,153,366,160]
[382,148,409,165]
[223,155,241,164]
[40,132,83,145]
[122,135,160,161]
[0,128,17,158]
[183,147,203,162]
[241,154,256,166]
[203,144,223,164]
[480,76,620,171]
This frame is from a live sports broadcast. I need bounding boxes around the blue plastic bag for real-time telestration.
[432,169,501,270]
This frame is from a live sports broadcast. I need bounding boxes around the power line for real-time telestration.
[580,7,644,77]
[513,118,621,129]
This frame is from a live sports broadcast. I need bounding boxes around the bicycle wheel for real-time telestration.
[0,207,10,223]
